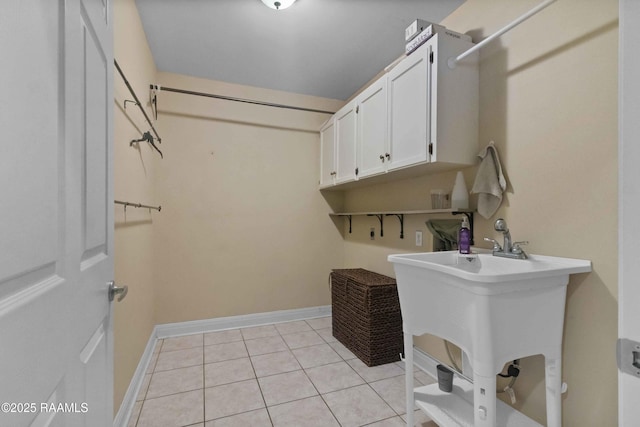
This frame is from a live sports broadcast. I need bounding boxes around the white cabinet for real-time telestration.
[356,76,388,178]
[319,32,478,189]
[388,34,478,172]
[334,100,358,184]
[319,117,336,188]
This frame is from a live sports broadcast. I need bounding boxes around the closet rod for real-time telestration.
[447,0,558,69]
[150,85,336,115]
[114,59,162,143]
[115,200,162,212]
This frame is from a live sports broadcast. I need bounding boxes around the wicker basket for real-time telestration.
[330,269,403,367]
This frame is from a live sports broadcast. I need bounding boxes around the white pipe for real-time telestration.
[447,0,558,69]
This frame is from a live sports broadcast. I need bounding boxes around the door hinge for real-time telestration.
[430,52,434,63]
[355,105,359,114]
[428,143,433,156]
[355,167,359,176]
[618,338,640,377]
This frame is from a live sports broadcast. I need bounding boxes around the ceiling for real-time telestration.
[135,0,466,101]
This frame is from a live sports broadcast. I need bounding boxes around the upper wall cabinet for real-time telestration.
[320,32,478,190]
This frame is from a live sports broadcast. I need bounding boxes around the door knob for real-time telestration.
[108,281,128,302]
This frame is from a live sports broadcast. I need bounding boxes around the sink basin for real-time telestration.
[388,251,591,290]
[388,250,591,427]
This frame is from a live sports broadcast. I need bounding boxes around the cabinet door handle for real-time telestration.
[379,154,385,163]
[385,153,391,160]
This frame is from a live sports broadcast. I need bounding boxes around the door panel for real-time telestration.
[357,76,388,178]
[82,16,109,258]
[388,43,431,170]
[0,0,114,426]
[335,101,357,184]
[619,0,640,424]
[0,0,62,299]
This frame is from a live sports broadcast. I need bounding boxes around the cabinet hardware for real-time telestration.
[428,143,433,156]
[355,167,359,176]
[356,105,359,114]
[380,154,385,162]
[430,51,434,63]
[385,153,391,160]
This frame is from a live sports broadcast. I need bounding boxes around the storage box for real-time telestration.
[406,24,472,55]
[330,268,403,367]
[405,19,437,41]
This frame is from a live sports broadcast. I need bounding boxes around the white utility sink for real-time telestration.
[388,251,591,427]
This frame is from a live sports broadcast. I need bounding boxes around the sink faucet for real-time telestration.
[484,218,528,259]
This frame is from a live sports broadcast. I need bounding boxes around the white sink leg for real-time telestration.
[545,357,562,427]
[404,332,414,427]
[474,372,497,426]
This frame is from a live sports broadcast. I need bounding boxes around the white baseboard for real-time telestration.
[112,327,160,427]
[155,305,331,338]
[412,346,440,378]
[113,305,331,427]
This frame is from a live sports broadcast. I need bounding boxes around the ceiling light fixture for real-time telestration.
[261,0,296,10]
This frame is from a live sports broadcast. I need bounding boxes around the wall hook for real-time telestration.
[124,99,139,109]
[130,131,163,158]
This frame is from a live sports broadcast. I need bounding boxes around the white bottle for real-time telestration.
[451,171,469,209]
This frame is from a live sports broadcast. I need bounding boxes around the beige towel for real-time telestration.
[471,141,506,219]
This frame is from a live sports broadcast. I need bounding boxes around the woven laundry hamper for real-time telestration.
[330,268,403,367]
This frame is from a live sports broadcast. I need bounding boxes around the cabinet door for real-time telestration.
[335,100,357,184]
[387,42,432,170]
[319,118,336,187]
[357,76,388,178]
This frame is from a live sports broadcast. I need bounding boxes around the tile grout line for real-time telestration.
[243,333,275,426]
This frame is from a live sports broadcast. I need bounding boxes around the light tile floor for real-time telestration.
[128,316,438,427]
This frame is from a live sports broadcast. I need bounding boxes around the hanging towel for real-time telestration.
[471,141,507,219]
[426,219,461,251]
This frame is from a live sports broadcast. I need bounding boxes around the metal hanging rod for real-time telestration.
[115,200,162,212]
[114,59,163,143]
[149,84,336,115]
[448,0,558,69]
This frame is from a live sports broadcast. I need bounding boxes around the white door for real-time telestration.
[335,100,357,184]
[387,42,431,171]
[357,75,388,179]
[619,0,640,425]
[0,0,114,426]
[320,118,336,188]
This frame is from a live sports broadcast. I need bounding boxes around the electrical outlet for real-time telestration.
[416,230,423,246]
[370,228,375,240]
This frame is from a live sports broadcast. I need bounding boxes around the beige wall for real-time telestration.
[342,0,618,424]
[113,0,159,413]
[151,72,345,324]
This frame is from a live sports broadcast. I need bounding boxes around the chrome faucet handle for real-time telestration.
[484,237,503,252]
[512,241,529,254]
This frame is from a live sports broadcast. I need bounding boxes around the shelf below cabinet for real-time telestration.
[330,209,474,241]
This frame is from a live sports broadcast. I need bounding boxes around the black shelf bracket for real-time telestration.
[368,214,384,237]
[452,211,475,245]
[386,214,405,239]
